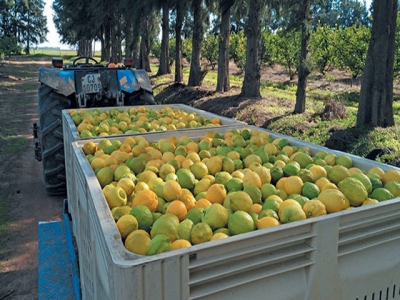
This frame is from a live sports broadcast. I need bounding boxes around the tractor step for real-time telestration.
[38,200,80,300]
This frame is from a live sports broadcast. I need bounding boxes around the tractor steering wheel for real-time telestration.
[72,56,99,66]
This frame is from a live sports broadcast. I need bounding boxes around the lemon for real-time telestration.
[317,189,346,213]
[337,177,368,206]
[146,234,172,255]
[309,164,328,181]
[258,208,279,220]
[116,177,135,197]
[279,206,306,223]
[116,214,138,239]
[83,141,97,155]
[242,170,262,188]
[132,189,159,212]
[159,164,176,181]
[324,153,337,166]
[126,156,147,174]
[193,178,212,195]
[171,239,192,250]
[351,173,373,194]
[184,207,204,224]
[191,222,213,245]
[302,199,327,218]
[177,219,194,242]
[362,198,380,206]
[243,154,262,168]
[270,165,284,183]
[370,188,394,201]
[225,177,244,192]
[278,199,302,217]
[228,211,255,235]
[253,165,272,185]
[124,230,151,255]
[96,166,115,188]
[129,205,154,232]
[205,183,227,204]
[382,169,400,185]
[224,191,253,213]
[222,157,236,173]
[328,165,351,184]
[292,152,313,168]
[335,155,353,168]
[105,186,127,209]
[190,161,209,179]
[202,203,229,230]
[163,180,183,202]
[283,161,301,176]
[215,171,233,186]
[256,216,280,229]
[112,205,132,221]
[384,181,400,197]
[206,156,223,175]
[150,213,179,242]
[301,182,320,200]
[176,168,196,189]
[283,176,303,195]
[243,185,262,204]
[211,232,229,240]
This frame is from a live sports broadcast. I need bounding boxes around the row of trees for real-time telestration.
[0,0,398,128]
[0,0,47,55]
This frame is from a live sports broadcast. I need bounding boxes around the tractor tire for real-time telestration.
[126,89,156,106]
[37,85,71,196]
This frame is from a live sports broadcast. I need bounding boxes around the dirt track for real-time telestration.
[0,57,64,299]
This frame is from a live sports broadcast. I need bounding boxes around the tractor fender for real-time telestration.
[38,67,75,96]
[117,69,153,94]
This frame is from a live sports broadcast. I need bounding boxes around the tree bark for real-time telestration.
[241,0,263,98]
[157,3,171,75]
[356,0,397,127]
[294,0,312,114]
[139,14,151,72]
[188,0,203,86]
[216,0,233,92]
[175,0,184,83]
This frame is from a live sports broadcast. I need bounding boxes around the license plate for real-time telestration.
[81,73,101,94]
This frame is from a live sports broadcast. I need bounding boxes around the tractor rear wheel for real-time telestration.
[37,85,71,196]
[126,90,156,106]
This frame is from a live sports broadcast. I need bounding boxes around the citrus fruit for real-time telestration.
[328,165,351,184]
[159,163,176,181]
[190,162,209,179]
[383,181,400,197]
[195,198,212,208]
[166,200,188,221]
[202,203,229,230]
[184,207,204,224]
[105,186,127,209]
[302,199,327,218]
[256,216,280,229]
[335,155,353,168]
[301,182,320,199]
[96,166,115,188]
[124,230,151,255]
[129,205,154,232]
[228,211,255,235]
[253,165,271,184]
[337,177,368,206]
[211,232,229,241]
[308,165,327,181]
[317,189,347,213]
[258,208,279,220]
[205,183,227,204]
[146,234,172,255]
[225,177,244,192]
[116,214,138,240]
[150,213,180,242]
[171,239,192,250]
[215,171,233,186]
[283,176,303,195]
[382,169,400,185]
[177,219,194,242]
[206,156,223,175]
[132,189,159,212]
[116,177,135,196]
[242,170,262,188]
[191,222,213,245]
[112,205,131,221]
[283,161,301,176]
[351,172,373,194]
[292,152,313,168]
[370,188,394,201]
[368,167,385,179]
[362,198,380,205]
[224,191,253,213]
[278,199,302,217]
[243,185,262,204]
[163,180,183,202]
[279,205,306,223]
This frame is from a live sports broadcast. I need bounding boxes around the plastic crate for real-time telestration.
[62,104,246,239]
[70,125,400,300]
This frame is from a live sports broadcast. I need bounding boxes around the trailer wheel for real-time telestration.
[37,85,71,196]
[126,90,156,106]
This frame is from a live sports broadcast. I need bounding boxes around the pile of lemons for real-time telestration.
[81,127,400,256]
[69,106,222,138]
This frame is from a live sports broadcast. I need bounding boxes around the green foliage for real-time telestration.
[202,33,219,69]
[274,29,301,80]
[394,11,400,78]
[0,36,22,58]
[309,22,338,74]
[150,40,161,59]
[182,38,192,63]
[333,24,370,79]
[229,30,247,70]
[260,29,278,65]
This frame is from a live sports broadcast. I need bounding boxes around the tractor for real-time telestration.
[33,56,156,196]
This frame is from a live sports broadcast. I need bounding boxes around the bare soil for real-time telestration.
[0,57,64,300]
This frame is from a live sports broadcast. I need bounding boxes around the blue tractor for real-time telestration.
[33,57,156,196]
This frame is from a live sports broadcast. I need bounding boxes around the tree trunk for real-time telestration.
[138,14,151,72]
[188,0,203,86]
[175,1,184,83]
[241,0,263,98]
[216,0,233,92]
[102,22,111,62]
[356,0,397,127]
[157,3,171,75]
[294,0,312,114]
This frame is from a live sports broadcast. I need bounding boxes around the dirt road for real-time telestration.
[0,57,64,299]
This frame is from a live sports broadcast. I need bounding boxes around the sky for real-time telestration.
[38,0,373,50]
